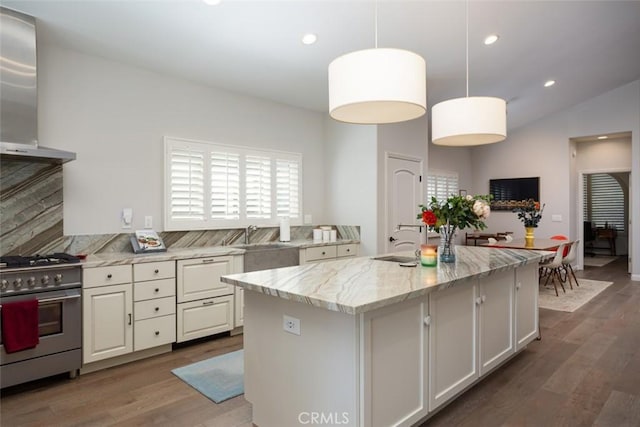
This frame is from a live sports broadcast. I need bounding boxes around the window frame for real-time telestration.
[164,136,303,231]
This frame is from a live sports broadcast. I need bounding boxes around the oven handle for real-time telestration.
[0,293,81,308]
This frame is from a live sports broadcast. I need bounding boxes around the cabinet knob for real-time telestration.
[107,274,112,279]
[155,288,160,292]
[476,297,482,305]
[155,331,160,336]
[423,316,431,326]
[154,269,159,274]
[516,282,522,290]
[155,307,160,312]
[346,249,350,252]
[322,251,326,255]
[481,295,487,303]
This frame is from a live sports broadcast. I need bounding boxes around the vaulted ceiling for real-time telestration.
[5,0,640,132]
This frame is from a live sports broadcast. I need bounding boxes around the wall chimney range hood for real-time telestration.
[0,7,76,164]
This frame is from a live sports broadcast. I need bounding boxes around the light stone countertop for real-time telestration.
[80,239,360,268]
[221,246,552,315]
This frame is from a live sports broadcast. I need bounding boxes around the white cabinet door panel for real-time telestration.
[515,263,539,350]
[177,296,234,342]
[177,257,234,303]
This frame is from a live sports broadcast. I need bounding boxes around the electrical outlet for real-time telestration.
[283,315,301,335]
[144,216,153,229]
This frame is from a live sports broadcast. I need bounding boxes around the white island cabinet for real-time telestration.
[222,246,548,427]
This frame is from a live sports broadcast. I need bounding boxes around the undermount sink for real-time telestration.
[372,255,418,263]
[239,243,299,272]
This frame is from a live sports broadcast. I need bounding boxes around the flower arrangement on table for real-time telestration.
[417,194,492,262]
[513,199,545,227]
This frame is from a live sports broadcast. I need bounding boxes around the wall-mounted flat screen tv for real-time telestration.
[489,177,540,210]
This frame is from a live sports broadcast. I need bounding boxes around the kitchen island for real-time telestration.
[221,246,549,427]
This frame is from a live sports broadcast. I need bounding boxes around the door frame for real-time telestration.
[383,151,424,253]
[577,167,631,272]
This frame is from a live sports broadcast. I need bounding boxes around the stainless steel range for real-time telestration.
[0,253,82,388]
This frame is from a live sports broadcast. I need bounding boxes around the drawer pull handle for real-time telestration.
[155,288,160,292]
[155,307,160,312]
[202,301,214,306]
[128,313,132,325]
[202,259,215,263]
[154,269,159,274]
[107,274,112,279]
[155,331,160,336]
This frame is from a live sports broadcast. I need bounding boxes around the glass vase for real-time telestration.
[439,224,457,263]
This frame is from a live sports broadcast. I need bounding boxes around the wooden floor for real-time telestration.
[1,257,638,426]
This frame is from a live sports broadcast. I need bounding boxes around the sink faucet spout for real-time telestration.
[245,225,258,244]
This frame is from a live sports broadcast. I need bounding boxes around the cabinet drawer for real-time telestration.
[134,314,176,351]
[134,296,176,321]
[176,296,234,343]
[84,265,132,288]
[304,245,338,262]
[133,261,175,282]
[337,244,358,258]
[134,278,175,301]
[176,256,235,303]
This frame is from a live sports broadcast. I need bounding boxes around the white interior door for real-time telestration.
[385,153,423,253]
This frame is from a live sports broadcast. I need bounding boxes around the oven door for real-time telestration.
[0,288,82,365]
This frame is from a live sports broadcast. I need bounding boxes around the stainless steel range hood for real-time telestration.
[0,7,76,164]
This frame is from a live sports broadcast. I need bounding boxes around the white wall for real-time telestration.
[324,118,377,256]
[472,80,640,280]
[38,44,326,235]
[575,137,632,170]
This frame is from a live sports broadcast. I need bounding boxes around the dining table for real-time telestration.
[483,238,572,251]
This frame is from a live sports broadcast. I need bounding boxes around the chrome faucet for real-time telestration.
[245,225,258,244]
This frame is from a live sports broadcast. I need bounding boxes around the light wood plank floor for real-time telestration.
[1,257,638,426]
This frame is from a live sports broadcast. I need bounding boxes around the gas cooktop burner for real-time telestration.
[0,253,81,269]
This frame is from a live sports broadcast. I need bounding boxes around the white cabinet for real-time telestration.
[133,261,176,351]
[176,255,242,342]
[428,281,479,411]
[478,270,515,375]
[83,265,133,364]
[363,296,429,426]
[515,263,539,350]
[235,286,244,327]
[299,243,359,264]
[177,256,236,302]
[177,295,234,342]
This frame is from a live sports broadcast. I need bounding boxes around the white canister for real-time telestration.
[322,230,330,242]
[330,230,337,242]
[313,229,322,242]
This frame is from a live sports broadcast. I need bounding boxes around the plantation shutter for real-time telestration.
[210,151,240,220]
[169,146,205,221]
[427,172,459,203]
[246,155,272,219]
[275,158,300,218]
[583,173,625,232]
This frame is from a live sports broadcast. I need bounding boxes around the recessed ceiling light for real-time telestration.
[484,34,499,45]
[597,135,608,140]
[301,33,317,45]
[203,0,221,5]
[544,80,556,88]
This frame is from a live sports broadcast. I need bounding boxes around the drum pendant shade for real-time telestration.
[431,96,507,146]
[328,48,426,124]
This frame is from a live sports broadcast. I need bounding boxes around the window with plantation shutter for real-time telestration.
[164,137,302,230]
[426,171,459,203]
[276,158,300,219]
[246,155,272,219]
[168,144,205,221]
[583,173,625,232]
[210,151,240,220]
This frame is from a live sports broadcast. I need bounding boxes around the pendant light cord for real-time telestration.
[374,0,378,48]
[466,0,469,98]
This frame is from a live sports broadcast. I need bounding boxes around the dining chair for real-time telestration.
[487,237,498,245]
[539,242,569,296]
[504,234,513,242]
[550,235,570,257]
[561,239,580,289]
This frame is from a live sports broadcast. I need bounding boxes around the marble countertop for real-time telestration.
[80,239,360,268]
[221,246,552,315]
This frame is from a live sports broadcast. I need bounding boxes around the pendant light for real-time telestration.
[431,1,506,146]
[328,3,426,124]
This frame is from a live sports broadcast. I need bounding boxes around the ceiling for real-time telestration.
[3,0,640,132]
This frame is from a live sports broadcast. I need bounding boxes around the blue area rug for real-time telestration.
[172,349,244,403]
